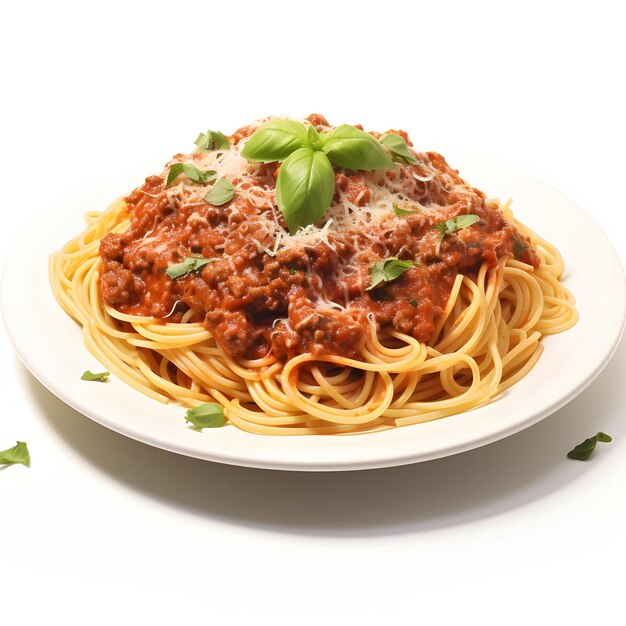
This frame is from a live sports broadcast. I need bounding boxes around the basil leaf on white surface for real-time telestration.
[567,432,612,461]
[0,441,30,467]
[81,370,110,383]
[185,403,226,429]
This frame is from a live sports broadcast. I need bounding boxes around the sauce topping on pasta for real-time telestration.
[99,114,539,360]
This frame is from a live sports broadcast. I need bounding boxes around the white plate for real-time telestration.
[2,150,625,471]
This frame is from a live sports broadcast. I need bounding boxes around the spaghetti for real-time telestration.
[50,115,577,435]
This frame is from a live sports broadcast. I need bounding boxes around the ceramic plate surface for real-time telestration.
[2,149,625,471]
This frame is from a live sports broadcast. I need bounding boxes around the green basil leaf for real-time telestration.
[306,124,323,150]
[0,441,30,467]
[241,119,308,162]
[381,133,418,164]
[393,204,416,217]
[276,147,335,235]
[367,258,413,290]
[408,297,418,308]
[195,129,230,152]
[204,178,235,205]
[567,432,612,461]
[182,163,217,184]
[166,163,184,187]
[513,236,526,260]
[81,370,110,382]
[166,257,216,279]
[185,403,226,429]
[321,124,394,171]
[434,214,481,237]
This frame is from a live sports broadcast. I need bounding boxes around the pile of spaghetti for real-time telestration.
[50,114,577,435]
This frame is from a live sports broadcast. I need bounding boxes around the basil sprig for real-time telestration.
[367,258,413,290]
[166,163,217,187]
[567,432,612,461]
[166,257,216,279]
[275,148,335,234]
[241,119,395,234]
[381,133,418,164]
[81,370,110,383]
[434,214,481,237]
[0,441,30,467]
[185,403,226,429]
[195,129,230,151]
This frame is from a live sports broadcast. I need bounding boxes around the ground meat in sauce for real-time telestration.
[99,114,540,360]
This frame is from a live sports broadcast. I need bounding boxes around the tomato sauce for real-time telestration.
[99,115,539,360]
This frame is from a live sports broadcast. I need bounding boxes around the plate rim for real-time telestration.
[2,152,625,471]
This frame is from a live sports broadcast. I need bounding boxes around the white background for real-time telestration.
[1,1,625,623]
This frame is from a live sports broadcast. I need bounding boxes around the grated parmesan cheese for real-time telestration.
[159,118,477,257]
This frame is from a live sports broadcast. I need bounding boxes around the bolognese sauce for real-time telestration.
[99,114,539,360]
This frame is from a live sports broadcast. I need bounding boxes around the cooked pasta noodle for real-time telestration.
[49,115,577,435]
[50,199,577,435]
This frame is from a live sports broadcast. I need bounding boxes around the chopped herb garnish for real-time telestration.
[81,370,110,383]
[183,163,217,184]
[0,441,30,467]
[166,163,217,187]
[204,178,235,205]
[166,163,184,187]
[408,297,418,308]
[195,129,230,152]
[567,432,612,461]
[513,236,526,260]
[434,214,481,238]
[166,257,216,279]
[381,133,418,164]
[367,258,413,291]
[394,204,416,217]
[185,403,226,429]
[288,268,297,275]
